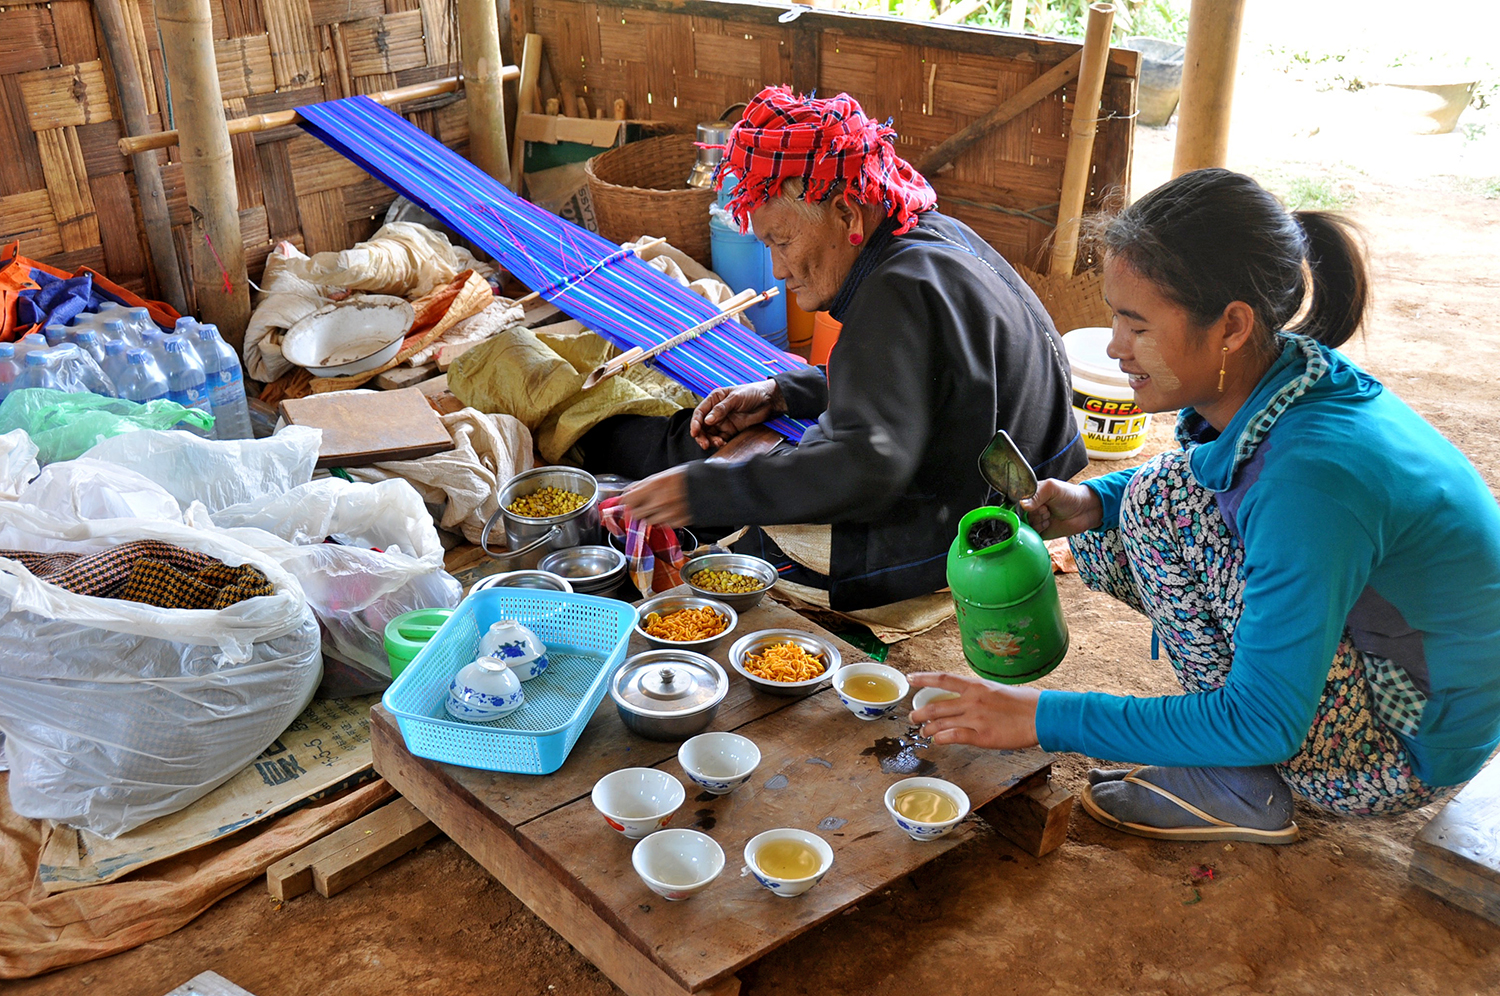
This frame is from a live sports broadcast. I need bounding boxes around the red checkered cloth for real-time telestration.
[710,85,936,236]
[600,497,684,598]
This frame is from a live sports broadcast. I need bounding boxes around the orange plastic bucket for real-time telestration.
[786,298,815,359]
[809,312,842,365]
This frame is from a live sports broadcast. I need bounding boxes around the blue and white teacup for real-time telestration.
[882,776,971,842]
[742,828,834,898]
[478,619,549,680]
[445,655,525,722]
[678,732,761,796]
[832,663,910,721]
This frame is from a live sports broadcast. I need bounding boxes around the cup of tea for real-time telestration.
[883,776,971,841]
[743,828,834,897]
[832,662,909,721]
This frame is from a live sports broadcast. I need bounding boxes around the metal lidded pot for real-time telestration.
[610,650,728,740]
[482,467,602,569]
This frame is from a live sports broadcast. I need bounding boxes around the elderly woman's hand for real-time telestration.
[909,672,1041,750]
[689,379,786,451]
[620,466,693,527]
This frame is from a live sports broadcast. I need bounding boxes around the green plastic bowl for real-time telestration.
[384,608,454,679]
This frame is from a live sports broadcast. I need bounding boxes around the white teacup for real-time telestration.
[632,828,725,901]
[478,619,550,680]
[591,767,686,840]
[883,776,971,842]
[743,828,834,898]
[832,663,910,721]
[911,685,962,714]
[678,732,761,796]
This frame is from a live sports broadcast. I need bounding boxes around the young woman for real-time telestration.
[911,168,1500,842]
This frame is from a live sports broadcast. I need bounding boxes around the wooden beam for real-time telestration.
[159,970,259,996]
[917,51,1081,176]
[1048,1,1113,277]
[978,773,1073,857]
[156,0,252,345]
[311,797,441,897]
[96,0,188,313]
[1171,0,1246,176]
[1410,757,1500,926]
[457,0,513,185]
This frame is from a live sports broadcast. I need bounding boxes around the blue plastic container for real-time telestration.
[382,589,637,774]
[710,217,788,350]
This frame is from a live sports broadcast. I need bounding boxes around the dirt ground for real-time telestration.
[14,47,1500,996]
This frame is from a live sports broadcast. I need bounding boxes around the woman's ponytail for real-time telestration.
[1290,211,1369,348]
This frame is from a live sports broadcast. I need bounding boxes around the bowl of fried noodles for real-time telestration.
[634,594,738,653]
[727,629,843,696]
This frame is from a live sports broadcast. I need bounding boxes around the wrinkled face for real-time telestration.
[1103,255,1227,415]
[748,198,862,313]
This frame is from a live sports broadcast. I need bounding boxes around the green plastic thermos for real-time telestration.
[947,504,1069,684]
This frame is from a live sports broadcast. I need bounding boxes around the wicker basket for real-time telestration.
[585,134,714,266]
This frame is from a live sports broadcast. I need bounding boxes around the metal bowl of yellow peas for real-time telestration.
[483,467,601,568]
[682,553,777,612]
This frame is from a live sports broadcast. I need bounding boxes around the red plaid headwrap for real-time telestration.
[711,86,936,236]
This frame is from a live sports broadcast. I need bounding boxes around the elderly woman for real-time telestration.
[911,169,1500,841]
[579,86,1085,610]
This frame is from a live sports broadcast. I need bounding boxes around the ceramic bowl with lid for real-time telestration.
[478,619,549,681]
[539,544,628,595]
[610,650,728,741]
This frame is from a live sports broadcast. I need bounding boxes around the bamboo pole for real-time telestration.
[1048,2,1114,277]
[457,0,513,185]
[1172,0,1247,175]
[95,0,188,314]
[1008,0,1027,31]
[509,33,543,193]
[155,0,251,347]
[117,75,517,156]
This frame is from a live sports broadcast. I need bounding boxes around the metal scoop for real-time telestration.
[978,429,1038,508]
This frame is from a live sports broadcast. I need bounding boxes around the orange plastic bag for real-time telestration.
[0,240,180,342]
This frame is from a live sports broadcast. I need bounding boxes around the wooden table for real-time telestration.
[1411,756,1500,925]
[372,597,1068,996]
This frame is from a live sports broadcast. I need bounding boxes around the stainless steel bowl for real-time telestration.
[468,570,574,594]
[610,650,728,740]
[727,628,842,696]
[482,467,601,569]
[634,594,738,653]
[539,545,627,595]
[682,552,778,612]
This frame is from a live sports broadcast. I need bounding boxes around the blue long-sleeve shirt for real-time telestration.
[1035,337,1500,787]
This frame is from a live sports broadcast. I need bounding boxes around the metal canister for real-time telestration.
[686,121,731,188]
[482,467,602,569]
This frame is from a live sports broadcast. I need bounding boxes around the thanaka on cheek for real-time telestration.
[1133,333,1182,391]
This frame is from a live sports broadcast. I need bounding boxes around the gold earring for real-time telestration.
[1217,346,1229,392]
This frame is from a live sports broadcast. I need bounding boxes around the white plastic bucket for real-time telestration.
[1064,327,1151,461]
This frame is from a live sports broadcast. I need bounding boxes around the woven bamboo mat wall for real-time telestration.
[0,0,466,312]
[514,0,1138,273]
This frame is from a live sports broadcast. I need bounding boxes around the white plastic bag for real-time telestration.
[203,478,460,678]
[0,428,39,498]
[0,503,321,837]
[82,425,321,513]
[18,458,184,522]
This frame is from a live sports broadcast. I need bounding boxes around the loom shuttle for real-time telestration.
[581,288,777,390]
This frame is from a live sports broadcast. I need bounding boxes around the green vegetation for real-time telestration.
[968,0,1189,42]
[1264,173,1359,212]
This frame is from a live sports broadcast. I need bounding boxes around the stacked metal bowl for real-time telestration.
[538,545,629,596]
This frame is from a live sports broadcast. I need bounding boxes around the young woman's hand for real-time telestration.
[1019,479,1103,539]
[908,672,1041,750]
[689,379,786,450]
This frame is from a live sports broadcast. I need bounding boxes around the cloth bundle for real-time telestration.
[0,539,274,610]
[600,497,684,597]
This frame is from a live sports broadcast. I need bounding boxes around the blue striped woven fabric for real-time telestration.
[296,96,813,440]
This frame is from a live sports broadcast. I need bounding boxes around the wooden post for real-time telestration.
[457,0,513,185]
[1048,2,1114,277]
[155,0,251,347]
[1008,0,1026,32]
[1171,0,1247,176]
[509,33,543,193]
[95,0,188,315]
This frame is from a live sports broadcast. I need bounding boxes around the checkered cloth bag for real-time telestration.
[0,539,274,609]
[600,497,684,597]
[710,85,936,236]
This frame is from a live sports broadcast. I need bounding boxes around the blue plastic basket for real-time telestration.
[382,589,637,774]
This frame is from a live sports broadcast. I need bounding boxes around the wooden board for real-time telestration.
[278,386,454,468]
[1411,757,1500,925]
[159,970,258,996]
[371,597,1060,996]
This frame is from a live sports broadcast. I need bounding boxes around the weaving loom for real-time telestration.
[296,96,814,441]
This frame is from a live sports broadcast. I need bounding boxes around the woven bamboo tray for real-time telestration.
[585,134,714,266]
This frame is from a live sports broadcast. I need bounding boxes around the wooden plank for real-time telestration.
[279,387,455,468]
[215,33,277,101]
[0,189,63,258]
[340,11,428,77]
[36,126,101,252]
[40,242,106,273]
[222,0,268,37]
[414,371,448,397]
[255,139,300,239]
[0,8,60,74]
[419,0,455,65]
[342,174,396,222]
[122,0,160,116]
[287,133,369,195]
[977,772,1073,857]
[1411,758,1500,925]
[231,131,264,209]
[310,796,441,897]
[241,203,273,276]
[691,31,761,79]
[263,0,320,88]
[17,62,114,131]
[91,171,147,281]
[375,362,438,390]
[51,0,100,64]
[160,970,258,996]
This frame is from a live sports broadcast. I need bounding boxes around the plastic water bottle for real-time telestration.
[115,348,169,403]
[70,328,109,367]
[14,333,50,362]
[139,327,170,370]
[190,323,253,440]
[19,351,60,391]
[0,344,20,402]
[124,308,153,346]
[101,338,131,389]
[52,343,116,397]
[43,324,71,346]
[97,317,130,344]
[160,334,212,420]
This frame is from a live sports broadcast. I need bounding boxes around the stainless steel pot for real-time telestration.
[482,467,601,569]
[610,650,728,741]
